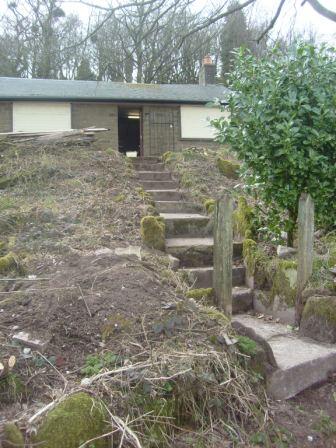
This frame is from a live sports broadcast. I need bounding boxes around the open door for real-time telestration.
[118,107,142,157]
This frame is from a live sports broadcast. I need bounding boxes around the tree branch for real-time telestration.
[305,0,336,22]
[257,0,286,43]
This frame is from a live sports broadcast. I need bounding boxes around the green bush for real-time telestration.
[213,43,336,244]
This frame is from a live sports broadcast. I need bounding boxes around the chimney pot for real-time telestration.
[199,55,216,86]
[203,55,213,65]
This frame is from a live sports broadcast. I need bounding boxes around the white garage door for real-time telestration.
[13,102,71,132]
[180,105,228,139]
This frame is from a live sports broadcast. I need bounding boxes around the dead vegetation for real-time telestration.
[162,146,243,210]
[0,137,145,263]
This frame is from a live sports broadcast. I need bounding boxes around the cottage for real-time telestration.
[0,57,229,157]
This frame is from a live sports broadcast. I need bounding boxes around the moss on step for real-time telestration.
[203,198,215,214]
[2,423,24,448]
[233,196,254,239]
[217,158,240,179]
[185,288,214,300]
[243,239,258,277]
[140,215,165,251]
[300,296,336,342]
[303,295,336,323]
[33,392,109,448]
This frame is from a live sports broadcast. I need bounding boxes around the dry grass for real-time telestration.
[164,147,243,208]
[0,139,146,271]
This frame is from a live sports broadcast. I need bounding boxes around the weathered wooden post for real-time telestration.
[213,193,233,317]
[295,193,314,325]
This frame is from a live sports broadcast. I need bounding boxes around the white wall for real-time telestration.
[13,102,71,132]
[180,105,228,139]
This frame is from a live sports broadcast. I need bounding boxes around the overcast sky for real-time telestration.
[0,0,335,43]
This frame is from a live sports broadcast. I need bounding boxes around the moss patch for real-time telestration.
[243,238,257,277]
[0,252,18,275]
[140,215,165,251]
[271,260,297,307]
[203,198,215,214]
[233,196,254,239]
[33,392,109,448]
[237,335,258,356]
[217,158,240,179]
[2,423,24,448]
[300,296,336,343]
[185,288,214,300]
[101,313,131,341]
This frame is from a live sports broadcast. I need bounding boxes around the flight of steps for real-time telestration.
[133,157,253,313]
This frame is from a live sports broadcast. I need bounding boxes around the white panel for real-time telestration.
[180,105,228,139]
[13,102,71,132]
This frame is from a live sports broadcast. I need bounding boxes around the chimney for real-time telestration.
[199,55,216,86]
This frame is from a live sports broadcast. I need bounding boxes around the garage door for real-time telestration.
[180,105,228,139]
[13,102,71,132]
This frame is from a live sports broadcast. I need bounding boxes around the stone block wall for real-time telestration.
[71,102,118,148]
[0,102,13,132]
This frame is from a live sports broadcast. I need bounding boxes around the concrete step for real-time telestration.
[232,314,336,400]
[134,162,165,171]
[166,237,243,267]
[156,201,202,213]
[181,265,246,288]
[148,190,184,201]
[137,171,171,181]
[160,213,211,237]
[142,180,178,190]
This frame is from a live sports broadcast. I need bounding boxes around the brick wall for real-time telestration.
[71,102,118,148]
[0,102,13,132]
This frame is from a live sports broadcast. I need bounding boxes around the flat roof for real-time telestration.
[0,77,229,104]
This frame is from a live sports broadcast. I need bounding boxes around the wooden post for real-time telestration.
[295,193,314,325]
[213,193,233,317]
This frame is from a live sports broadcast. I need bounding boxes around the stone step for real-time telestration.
[156,201,202,213]
[142,180,179,190]
[133,162,165,171]
[160,213,211,237]
[181,265,246,288]
[148,190,184,201]
[232,314,336,400]
[232,287,253,313]
[165,237,243,267]
[137,171,172,181]
[133,157,161,163]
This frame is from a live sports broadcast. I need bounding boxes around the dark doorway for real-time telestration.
[118,107,142,157]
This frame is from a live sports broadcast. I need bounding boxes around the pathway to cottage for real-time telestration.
[134,156,336,400]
